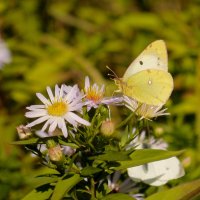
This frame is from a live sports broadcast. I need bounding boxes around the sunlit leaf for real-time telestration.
[51,174,82,200]
[22,185,53,200]
[103,193,136,200]
[113,149,184,170]
[90,151,131,161]
[145,179,200,200]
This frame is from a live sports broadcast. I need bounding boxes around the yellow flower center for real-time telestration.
[86,88,103,103]
[47,101,68,116]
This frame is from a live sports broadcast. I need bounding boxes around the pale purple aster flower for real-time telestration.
[84,76,122,111]
[131,131,168,150]
[107,171,136,193]
[107,171,143,199]
[25,84,90,138]
[62,84,84,114]
[0,39,11,68]
[124,96,169,120]
[127,132,185,186]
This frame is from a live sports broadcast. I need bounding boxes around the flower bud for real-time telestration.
[16,125,32,139]
[100,119,115,136]
[48,145,63,162]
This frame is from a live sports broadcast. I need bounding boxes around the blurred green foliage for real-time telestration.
[1,0,200,199]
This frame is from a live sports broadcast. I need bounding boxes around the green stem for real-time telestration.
[195,54,200,159]
[90,178,97,200]
[116,112,135,129]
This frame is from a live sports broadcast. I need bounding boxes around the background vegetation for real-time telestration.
[0,0,200,199]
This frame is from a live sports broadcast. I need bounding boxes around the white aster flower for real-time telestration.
[124,96,169,120]
[25,84,90,138]
[127,132,185,186]
[84,76,122,111]
[0,39,11,68]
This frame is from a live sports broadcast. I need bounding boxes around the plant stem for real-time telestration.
[90,178,97,200]
[195,54,200,159]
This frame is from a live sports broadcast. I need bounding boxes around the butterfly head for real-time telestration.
[106,66,124,92]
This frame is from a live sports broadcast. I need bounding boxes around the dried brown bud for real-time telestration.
[16,125,32,139]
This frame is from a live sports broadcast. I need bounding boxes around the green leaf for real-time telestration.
[113,149,184,170]
[22,185,53,200]
[11,138,39,145]
[145,179,200,200]
[32,177,58,188]
[81,166,102,176]
[103,193,136,200]
[51,174,82,200]
[90,151,131,161]
[58,139,79,148]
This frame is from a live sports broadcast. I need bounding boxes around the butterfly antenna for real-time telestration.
[106,66,119,80]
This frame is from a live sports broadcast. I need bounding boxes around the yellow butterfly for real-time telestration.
[116,40,173,106]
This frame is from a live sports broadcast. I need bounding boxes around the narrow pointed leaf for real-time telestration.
[90,151,131,161]
[113,149,184,170]
[81,166,102,176]
[58,139,79,148]
[11,138,39,145]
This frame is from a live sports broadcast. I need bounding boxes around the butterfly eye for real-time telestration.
[139,61,143,65]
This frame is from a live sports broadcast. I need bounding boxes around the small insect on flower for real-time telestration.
[25,84,90,138]
[123,95,169,120]
[84,76,122,111]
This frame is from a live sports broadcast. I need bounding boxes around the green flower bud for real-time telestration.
[48,145,63,162]
[100,119,115,136]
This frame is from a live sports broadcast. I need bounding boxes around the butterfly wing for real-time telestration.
[123,40,168,81]
[143,157,185,186]
[122,70,173,106]
[127,162,168,186]
[128,157,184,186]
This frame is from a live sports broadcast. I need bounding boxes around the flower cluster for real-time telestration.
[25,77,121,138]
[16,75,185,199]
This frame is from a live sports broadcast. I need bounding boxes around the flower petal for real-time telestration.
[36,93,51,105]
[47,86,54,103]
[68,112,90,126]
[26,115,49,127]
